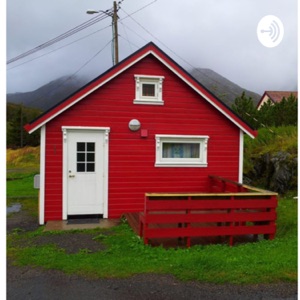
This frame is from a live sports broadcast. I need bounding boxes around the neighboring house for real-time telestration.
[25,42,257,225]
[256,91,298,110]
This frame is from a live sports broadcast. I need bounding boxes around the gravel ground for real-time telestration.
[7,207,298,300]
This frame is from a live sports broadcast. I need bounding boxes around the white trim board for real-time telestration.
[39,125,46,225]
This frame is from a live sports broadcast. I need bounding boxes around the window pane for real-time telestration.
[77,142,85,151]
[163,143,200,158]
[76,142,96,172]
[142,84,155,97]
[77,163,85,172]
[87,142,95,152]
[87,153,95,162]
[77,153,85,162]
[86,163,95,172]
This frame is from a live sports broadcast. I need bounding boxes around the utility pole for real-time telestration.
[113,1,119,64]
[86,1,119,65]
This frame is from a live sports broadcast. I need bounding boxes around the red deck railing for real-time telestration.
[139,175,278,247]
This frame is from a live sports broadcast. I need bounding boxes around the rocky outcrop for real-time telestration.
[244,151,297,194]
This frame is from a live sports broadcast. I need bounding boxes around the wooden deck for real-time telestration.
[124,212,260,247]
[123,176,278,248]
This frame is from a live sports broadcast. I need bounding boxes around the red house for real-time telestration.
[25,42,258,225]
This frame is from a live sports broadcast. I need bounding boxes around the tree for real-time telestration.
[275,94,297,126]
[256,99,274,127]
[7,103,42,148]
[231,92,258,129]
[257,93,297,127]
[232,92,298,129]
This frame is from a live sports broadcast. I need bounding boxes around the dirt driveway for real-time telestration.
[7,208,297,300]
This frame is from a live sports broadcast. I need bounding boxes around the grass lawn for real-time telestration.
[7,173,39,198]
[6,147,297,284]
[7,147,40,198]
[7,195,297,284]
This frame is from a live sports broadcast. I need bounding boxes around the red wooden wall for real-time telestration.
[44,55,241,220]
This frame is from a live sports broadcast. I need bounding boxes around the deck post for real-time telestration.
[268,195,277,240]
[229,195,235,246]
[143,194,149,244]
[186,196,191,247]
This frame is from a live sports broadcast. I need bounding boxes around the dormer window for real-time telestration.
[142,84,155,97]
[134,75,164,105]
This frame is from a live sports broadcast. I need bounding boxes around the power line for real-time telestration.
[119,21,148,44]
[7,10,113,64]
[120,0,157,21]
[7,24,112,71]
[119,34,140,50]
[26,39,113,108]
[119,23,134,53]
[119,4,237,99]
[7,0,156,68]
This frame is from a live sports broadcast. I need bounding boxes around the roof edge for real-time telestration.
[25,41,257,138]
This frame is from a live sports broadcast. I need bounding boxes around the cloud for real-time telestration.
[6,0,298,95]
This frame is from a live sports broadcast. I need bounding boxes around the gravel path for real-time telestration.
[7,264,297,300]
[7,206,297,300]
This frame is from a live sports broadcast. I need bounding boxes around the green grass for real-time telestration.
[7,173,39,198]
[6,147,297,283]
[7,147,40,198]
[7,196,297,284]
[244,126,297,174]
[244,126,297,157]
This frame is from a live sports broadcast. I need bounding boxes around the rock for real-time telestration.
[270,152,295,194]
[244,151,297,194]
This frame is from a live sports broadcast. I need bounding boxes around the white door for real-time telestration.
[66,130,106,216]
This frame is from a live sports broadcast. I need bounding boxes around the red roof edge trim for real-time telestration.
[25,44,153,134]
[25,42,257,138]
[148,46,257,138]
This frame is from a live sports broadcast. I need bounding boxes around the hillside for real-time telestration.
[7,75,89,111]
[189,68,261,107]
[7,69,261,111]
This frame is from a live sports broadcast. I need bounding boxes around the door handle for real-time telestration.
[69,175,75,178]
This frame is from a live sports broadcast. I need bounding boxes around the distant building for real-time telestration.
[257,91,298,110]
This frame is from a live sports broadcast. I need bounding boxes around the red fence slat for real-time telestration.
[145,199,277,210]
[145,211,276,224]
[139,175,278,247]
[145,225,276,239]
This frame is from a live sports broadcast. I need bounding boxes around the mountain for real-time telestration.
[7,69,261,111]
[7,75,89,111]
[189,68,261,107]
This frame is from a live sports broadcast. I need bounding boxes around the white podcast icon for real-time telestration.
[257,15,284,48]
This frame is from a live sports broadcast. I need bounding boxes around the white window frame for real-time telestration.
[155,135,209,167]
[134,75,164,105]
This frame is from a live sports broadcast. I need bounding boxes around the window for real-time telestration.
[134,75,164,105]
[76,142,95,172]
[155,135,209,167]
[142,83,155,97]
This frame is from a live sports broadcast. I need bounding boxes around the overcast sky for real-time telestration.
[6,0,298,95]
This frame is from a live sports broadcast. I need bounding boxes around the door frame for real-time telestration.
[62,126,110,220]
